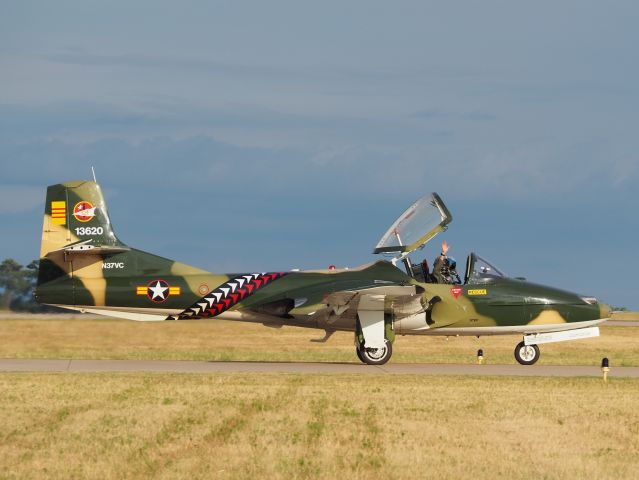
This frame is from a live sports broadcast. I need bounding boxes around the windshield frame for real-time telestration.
[464,252,508,284]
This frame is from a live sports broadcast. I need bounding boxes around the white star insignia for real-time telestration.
[149,281,168,300]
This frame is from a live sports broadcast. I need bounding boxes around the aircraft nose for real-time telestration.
[581,296,611,319]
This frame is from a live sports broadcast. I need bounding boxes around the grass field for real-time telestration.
[1,373,638,479]
[2,314,638,478]
[611,311,639,321]
[1,315,638,366]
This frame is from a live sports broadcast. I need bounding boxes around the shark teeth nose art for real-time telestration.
[167,272,287,320]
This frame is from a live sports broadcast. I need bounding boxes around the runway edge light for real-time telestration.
[477,349,484,365]
[601,357,610,383]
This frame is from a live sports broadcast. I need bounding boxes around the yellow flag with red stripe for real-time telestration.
[51,201,67,225]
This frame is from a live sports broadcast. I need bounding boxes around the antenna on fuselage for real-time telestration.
[91,166,97,183]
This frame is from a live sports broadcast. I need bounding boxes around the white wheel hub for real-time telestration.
[519,345,537,362]
[364,346,387,361]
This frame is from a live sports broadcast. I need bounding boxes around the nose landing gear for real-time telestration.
[514,341,540,365]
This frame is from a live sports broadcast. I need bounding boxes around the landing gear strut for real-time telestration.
[514,341,540,365]
[356,340,393,365]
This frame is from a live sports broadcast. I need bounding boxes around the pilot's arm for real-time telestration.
[432,241,450,284]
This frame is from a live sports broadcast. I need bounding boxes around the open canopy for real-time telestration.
[373,193,452,256]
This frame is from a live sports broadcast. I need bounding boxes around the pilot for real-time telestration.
[432,240,460,284]
[432,240,449,283]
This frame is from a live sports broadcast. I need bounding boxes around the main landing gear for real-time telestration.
[514,341,540,365]
[354,338,541,366]
[356,340,393,365]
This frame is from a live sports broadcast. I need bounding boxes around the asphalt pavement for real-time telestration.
[1,359,638,377]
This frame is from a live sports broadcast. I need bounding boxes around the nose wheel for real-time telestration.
[514,341,540,365]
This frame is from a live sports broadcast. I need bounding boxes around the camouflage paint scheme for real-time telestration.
[36,181,610,364]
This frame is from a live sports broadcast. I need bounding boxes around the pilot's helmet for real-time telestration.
[447,257,457,271]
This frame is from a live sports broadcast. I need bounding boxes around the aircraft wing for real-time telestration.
[324,285,424,320]
[163,262,428,343]
[318,285,428,346]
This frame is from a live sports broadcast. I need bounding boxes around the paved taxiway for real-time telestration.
[1,359,639,377]
[606,320,639,327]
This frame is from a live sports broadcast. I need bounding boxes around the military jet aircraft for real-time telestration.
[36,180,610,365]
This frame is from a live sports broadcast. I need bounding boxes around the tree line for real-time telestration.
[0,258,54,312]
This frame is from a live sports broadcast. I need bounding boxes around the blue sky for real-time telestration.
[1,1,637,308]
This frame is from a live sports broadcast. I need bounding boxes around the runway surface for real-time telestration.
[606,320,639,327]
[1,359,639,377]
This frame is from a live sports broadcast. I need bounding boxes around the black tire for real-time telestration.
[356,341,393,365]
[356,346,366,363]
[514,341,540,365]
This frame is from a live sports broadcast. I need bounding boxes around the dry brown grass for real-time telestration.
[0,373,637,479]
[1,315,638,366]
[611,311,639,321]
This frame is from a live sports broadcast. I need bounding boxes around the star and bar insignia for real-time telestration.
[136,280,181,303]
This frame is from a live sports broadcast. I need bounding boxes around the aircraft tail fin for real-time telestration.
[37,180,126,288]
[36,180,209,310]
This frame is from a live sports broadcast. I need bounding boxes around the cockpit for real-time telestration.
[373,193,508,286]
[409,252,507,285]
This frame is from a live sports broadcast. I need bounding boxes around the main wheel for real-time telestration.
[356,341,393,365]
[356,345,366,363]
[514,341,540,365]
